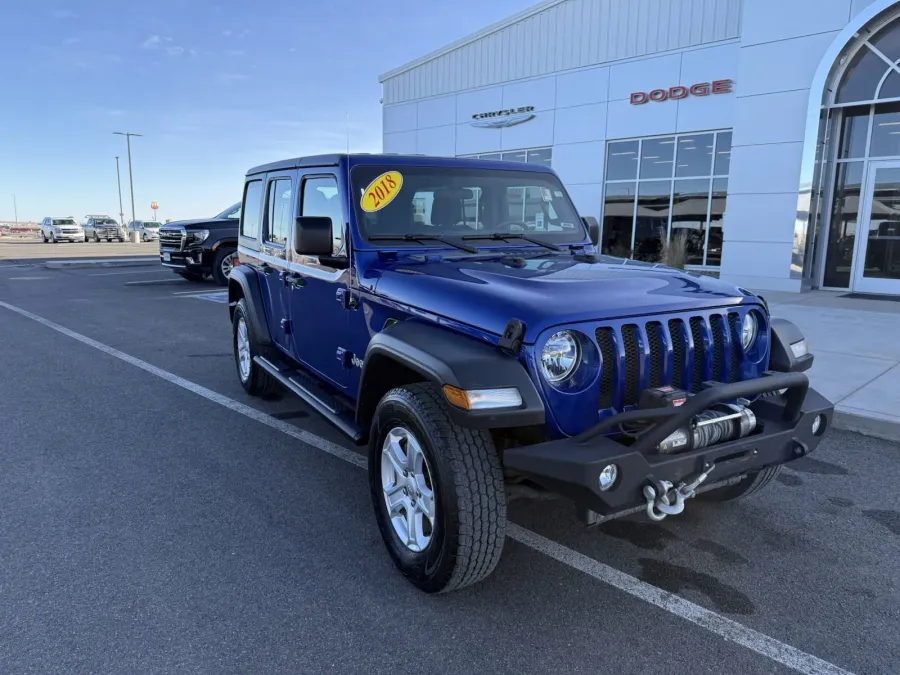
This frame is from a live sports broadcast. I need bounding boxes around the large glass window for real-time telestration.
[601,131,731,267]
[462,147,552,166]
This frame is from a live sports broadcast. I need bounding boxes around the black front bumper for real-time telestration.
[160,248,210,273]
[503,371,833,517]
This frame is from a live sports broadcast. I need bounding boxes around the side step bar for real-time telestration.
[254,356,364,444]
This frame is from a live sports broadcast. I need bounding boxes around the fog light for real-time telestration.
[812,414,826,436]
[598,464,618,491]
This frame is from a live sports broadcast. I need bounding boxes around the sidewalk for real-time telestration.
[757,289,900,443]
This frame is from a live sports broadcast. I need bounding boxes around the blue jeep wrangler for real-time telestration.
[228,153,833,593]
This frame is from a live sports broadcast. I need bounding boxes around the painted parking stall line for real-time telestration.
[0,298,857,675]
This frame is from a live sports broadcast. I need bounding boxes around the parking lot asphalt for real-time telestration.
[1,263,898,675]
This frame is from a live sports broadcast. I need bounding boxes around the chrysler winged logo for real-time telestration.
[470,106,536,128]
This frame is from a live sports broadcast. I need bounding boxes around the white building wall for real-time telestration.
[721,0,854,292]
[380,0,743,105]
[385,42,739,226]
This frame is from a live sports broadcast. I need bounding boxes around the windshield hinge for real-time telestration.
[499,319,526,354]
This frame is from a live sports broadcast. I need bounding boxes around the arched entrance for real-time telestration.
[812,6,900,294]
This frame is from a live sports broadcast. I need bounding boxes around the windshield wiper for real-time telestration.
[369,233,478,254]
[461,232,562,252]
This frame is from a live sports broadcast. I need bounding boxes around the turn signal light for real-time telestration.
[442,385,523,410]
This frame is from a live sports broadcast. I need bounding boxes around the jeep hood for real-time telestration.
[370,253,760,342]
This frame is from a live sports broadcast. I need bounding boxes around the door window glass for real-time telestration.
[302,176,343,255]
[241,180,263,239]
[266,178,292,246]
[824,162,863,287]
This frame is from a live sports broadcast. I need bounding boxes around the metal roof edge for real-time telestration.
[377,0,566,84]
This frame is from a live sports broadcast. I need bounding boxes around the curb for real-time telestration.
[44,257,159,269]
[832,407,900,444]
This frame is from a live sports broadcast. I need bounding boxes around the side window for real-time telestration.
[241,180,263,239]
[265,178,292,246]
[301,176,343,255]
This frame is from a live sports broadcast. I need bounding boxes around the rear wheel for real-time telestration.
[369,383,506,593]
[232,298,279,396]
[700,466,782,502]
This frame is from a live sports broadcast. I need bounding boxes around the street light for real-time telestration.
[113,131,142,235]
[114,156,125,228]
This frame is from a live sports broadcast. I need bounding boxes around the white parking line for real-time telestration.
[124,279,184,286]
[89,269,171,276]
[0,298,856,675]
[171,289,217,295]
[7,276,51,280]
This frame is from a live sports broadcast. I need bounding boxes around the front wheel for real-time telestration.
[49,232,56,243]
[41,232,47,243]
[212,247,236,286]
[369,383,507,593]
[700,466,782,502]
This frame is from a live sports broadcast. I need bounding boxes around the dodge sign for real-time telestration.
[630,79,733,105]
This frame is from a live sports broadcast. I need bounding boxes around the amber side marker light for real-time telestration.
[442,385,523,410]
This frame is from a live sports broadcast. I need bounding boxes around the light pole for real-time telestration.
[113,131,142,233]
[12,193,18,225]
[115,156,125,228]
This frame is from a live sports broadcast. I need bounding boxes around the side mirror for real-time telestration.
[582,216,600,247]
[293,216,333,256]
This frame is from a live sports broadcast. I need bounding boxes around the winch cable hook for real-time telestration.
[643,465,716,521]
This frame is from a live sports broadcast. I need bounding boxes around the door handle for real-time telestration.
[284,272,305,287]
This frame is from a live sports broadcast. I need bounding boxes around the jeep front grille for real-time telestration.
[159,228,185,251]
[595,311,747,413]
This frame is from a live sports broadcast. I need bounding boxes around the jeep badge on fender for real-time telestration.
[227,152,833,594]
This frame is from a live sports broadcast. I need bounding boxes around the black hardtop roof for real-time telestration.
[244,152,551,177]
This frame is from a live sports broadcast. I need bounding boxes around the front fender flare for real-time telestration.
[228,266,271,346]
[359,321,545,429]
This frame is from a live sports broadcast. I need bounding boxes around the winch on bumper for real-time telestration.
[503,371,833,524]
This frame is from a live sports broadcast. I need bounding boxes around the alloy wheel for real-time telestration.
[236,318,251,381]
[220,252,235,280]
[381,427,436,552]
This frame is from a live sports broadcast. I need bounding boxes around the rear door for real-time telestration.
[287,171,351,389]
[259,171,296,355]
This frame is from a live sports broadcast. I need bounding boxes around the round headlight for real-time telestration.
[540,331,581,383]
[741,312,758,350]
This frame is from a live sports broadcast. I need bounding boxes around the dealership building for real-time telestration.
[380,0,900,295]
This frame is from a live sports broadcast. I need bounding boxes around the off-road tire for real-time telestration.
[700,465,782,502]
[212,247,236,286]
[232,298,279,397]
[369,383,506,593]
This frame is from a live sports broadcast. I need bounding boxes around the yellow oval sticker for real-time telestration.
[360,171,403,212]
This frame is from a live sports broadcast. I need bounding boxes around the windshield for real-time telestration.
[351,165,587,246]
[52,219,76,226]
[97,219,117,225]
[215,202,242,220]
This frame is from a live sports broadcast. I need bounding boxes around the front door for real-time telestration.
[260,172,296,354]
[853,160,900,295]
[287,172,350,390]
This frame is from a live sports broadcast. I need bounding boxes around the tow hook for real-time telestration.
[642,466,715,522]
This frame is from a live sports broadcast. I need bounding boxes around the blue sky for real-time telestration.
[0,0,537,222]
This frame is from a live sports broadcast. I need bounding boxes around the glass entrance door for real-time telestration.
[853,160,900,294]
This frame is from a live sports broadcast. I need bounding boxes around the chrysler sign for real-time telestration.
[630,79,733,104]
[471,105,536,128]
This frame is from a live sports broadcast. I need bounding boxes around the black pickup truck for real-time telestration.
[158,202,240,285]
